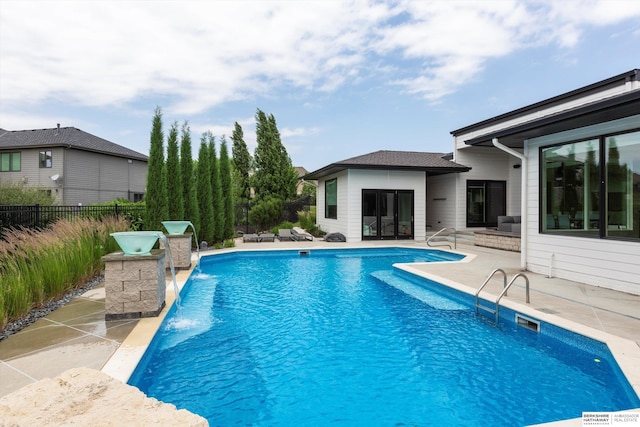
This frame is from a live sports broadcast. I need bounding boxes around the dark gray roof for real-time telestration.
[303,150,470,180]
[0,126,148,161]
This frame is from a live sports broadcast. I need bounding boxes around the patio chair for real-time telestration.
[242,233,261,243]
[260,233,276,242]
[278,229,295,241]
[292,227,314,241]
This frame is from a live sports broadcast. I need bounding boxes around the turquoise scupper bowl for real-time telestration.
[110,231,161,255]
[162,221,191,235]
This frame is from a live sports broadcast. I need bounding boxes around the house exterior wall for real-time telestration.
[452,146,515,230]
[315,169,427,242]
[524,114,640,294]
[315,170,349,238]
[426,174,456,230]
[1,146,147,205]
[63,149,147,205]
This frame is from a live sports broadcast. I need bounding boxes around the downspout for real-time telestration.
[492,138,527,270]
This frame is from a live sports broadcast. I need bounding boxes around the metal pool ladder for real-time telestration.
[475,269,530,324]
[426,227,456,249]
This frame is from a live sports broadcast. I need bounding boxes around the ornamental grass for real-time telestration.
[0,216,130,330]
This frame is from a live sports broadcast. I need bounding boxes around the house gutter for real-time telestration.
[492,138,527,270]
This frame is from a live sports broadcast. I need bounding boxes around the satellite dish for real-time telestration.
[51,174,60,181]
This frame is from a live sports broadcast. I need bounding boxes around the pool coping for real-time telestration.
[101,245,640,425]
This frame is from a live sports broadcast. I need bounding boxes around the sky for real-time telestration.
[1,0,639,173]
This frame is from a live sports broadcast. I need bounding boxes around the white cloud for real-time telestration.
[1,0,639,114]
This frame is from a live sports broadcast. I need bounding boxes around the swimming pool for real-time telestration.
[129,248,640,426]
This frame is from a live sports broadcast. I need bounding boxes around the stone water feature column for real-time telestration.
[159,233,192,270]
[102,249,166,320]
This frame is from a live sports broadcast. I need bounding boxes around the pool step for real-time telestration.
[370,270,467,311]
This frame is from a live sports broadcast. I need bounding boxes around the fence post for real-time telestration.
[115,204,120,218]
[35,204,41,229]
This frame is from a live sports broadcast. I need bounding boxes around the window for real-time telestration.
[0,152,21,172]
[541,130,639,241]
[325,178,337,219]
[466,180,506,227]
[39,151,52,168]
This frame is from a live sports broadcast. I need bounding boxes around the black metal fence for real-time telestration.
[0,204,146,235]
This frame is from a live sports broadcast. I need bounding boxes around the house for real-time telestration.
[0,125,148,205]
[449,69,639,294]
[306,69,639,294]
[304,150,470,241]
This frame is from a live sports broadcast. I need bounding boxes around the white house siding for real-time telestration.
[453,146,514,230]
[315,171,349,238]
[426,174,456,230]
[524,115,640,294]
[347,169,426,242]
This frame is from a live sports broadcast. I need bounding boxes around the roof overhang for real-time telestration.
[303,163,470,180]
[463,90,640,148]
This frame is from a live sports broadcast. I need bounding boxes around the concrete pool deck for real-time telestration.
[1,239,639,425]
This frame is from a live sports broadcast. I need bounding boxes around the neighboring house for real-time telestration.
[304,150,470,241]
[0,125,148,205]
[295,166,315,196]
[306,69,639,294]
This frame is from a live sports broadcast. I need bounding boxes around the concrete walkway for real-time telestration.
[1,239,639,426]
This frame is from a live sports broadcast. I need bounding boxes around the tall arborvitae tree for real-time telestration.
[165,121,184,221]
[180,122,199,235]
[268,113,298,199]
[144,107,168,231]
[253,109,297,202]
[231,122,252,204]
[208,133,223,243]
[219,136,235,239]
[197,133,214,244]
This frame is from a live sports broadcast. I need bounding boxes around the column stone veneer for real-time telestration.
[159,233,192,270]
[102,250,166,320]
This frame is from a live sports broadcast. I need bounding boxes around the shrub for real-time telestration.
[249,197,283,232]
[0,216,130,329]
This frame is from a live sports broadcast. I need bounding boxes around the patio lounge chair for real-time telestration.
[242,233,261,243]
[260,233,276,242]
[278,229,295,241]
[292,227,314,241]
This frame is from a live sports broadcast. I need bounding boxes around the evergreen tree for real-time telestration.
[144,107,168,231]
[165,121,184,221]
[219,136,235,239]
[253,109,298,202]
[196,134,214,244]
[180,122,199,235]
[208,133,223,243]
[231,122,252,203]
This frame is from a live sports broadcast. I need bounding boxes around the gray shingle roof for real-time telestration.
[304,150,470,180]
[0,126,148,161]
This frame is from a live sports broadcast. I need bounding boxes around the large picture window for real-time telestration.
[0,152,21,172]
[325,178,337,219]
[541,130,639,241]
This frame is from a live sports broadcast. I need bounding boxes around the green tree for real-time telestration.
[253,109,297,202]
[197,134,214,244]
[219,136,235,239]
[180,122,199,234]
[144,107,168,231]
[231,122,252,203]
[248,196,283,231]
[208,133,223,243]
[165,121,183,221]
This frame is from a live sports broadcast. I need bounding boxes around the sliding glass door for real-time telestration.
[362,190,413,240]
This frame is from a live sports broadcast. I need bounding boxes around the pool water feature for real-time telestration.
[129,248,640,426]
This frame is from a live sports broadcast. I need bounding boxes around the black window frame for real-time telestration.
[39,150,52,168]
[325,178,337,219]
[539,128,640,242]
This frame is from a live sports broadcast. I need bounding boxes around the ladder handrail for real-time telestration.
[475,271,530,324]
[474,268,507,315]
[426,227,456,249]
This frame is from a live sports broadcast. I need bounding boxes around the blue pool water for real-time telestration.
[129,248,639,426]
